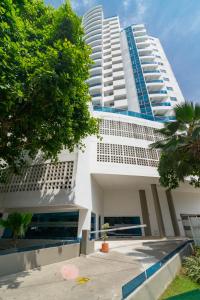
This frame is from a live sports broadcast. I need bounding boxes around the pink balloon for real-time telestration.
[60,265,79,280]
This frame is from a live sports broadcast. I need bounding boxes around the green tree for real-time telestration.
[0,0,98,175]
[0,212,32,246]
[151,102,200,189]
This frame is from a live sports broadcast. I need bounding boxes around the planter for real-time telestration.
[101,242,109,253]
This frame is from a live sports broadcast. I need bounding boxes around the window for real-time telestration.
[104,216,142,236]
[163,77,169,81]
[158,62,163,65]
[4,212,79,240]
[170,97,177,101]
[161,69,167,73]
[167,86,173,91]
[156,55,161,58]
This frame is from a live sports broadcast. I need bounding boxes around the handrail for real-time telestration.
[91,224,146,234]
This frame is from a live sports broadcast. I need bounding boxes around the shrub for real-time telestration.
[183,247,200,283]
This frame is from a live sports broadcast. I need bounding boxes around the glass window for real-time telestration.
[170,97,177,101]
[167,86,173,91]
[25,211,79,240]
[104,216,142,236]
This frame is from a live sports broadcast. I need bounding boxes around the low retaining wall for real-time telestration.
[0,242,80,277]
[125,241,193,300]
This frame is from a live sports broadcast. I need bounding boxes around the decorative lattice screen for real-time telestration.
[0,161,74,193]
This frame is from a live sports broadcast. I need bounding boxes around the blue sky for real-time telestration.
[45,0,200,103]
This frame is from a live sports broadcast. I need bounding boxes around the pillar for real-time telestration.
[77,209,91,238]
[139,190,151,236]
[151,184,166,237]
[166,189,180,236]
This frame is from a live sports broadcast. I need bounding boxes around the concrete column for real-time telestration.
[151,184,166,237]
[80,229,94,255]
[77,209,91,238]
[166,190,180,236]
[139,190,151,236]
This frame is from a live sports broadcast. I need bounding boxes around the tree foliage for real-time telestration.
[0,0,98,175]
[151,102,200,189]
[0,212,32,242]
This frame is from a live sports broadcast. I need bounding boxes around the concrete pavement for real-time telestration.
[0,239,186,300]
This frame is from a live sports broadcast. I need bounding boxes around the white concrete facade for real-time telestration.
[83,6,185,120]
[0,6,199,241]
[1,111,200,240]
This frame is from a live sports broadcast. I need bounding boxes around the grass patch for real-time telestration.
[160,272,200,299]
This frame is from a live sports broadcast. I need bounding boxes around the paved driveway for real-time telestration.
[0,239,186,300]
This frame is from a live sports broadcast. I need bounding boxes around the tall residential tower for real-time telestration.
[83,5,184,120]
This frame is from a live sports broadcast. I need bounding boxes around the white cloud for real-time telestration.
[121,0,148,28]
[123,0,131,10]
[160,10,200,41]
[71,0,97,12]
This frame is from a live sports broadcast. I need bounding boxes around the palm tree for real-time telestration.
[151,102,200,189]
[0,212,32,247]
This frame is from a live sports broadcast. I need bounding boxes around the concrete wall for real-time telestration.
[172,188,200,236]
[0,242,80,277]
[127,242,193,300]
[103,189,142,217]
[157,188,174,237]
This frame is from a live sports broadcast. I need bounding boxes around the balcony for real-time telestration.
[143,70,160,74]
[92,94,102,105]
[149,90,168,95]
[85,28,102,42]
[114,88,126,97]
[104,85,113,93]
[84,18,102,31]
[104,94,114,103]
[89,66,102,77]
[89,82,102,94]
[134,35,148,42]
[87,38,102,48]
[146,80,164,91]
[114,99,128,109]
[151,102,171,107]
[132,24,145,31]
[83,13,102,27]
[84,23,102,35]
[87,74,102,84]
[93,106,176,122]
[149,90,168,100]
[142,62,158,71]
[90,51,102,60]
[140,55,155,62]
[133,29,146,37]
[136,41,150,49]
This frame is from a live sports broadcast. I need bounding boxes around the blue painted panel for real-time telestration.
[125,26,153,117]
[122,272,146,299]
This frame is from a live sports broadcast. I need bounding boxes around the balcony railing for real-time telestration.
[151,102,171,107]
[89,83,102,87]
[141,62,157,65]
[149,90,167,94]
[146,80,164,83]
[92,94,101,98]
[93,105,176,123]
[143,70,160,74]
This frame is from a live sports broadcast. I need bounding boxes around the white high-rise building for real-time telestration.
[0,6,199,242]
[83,5,185,120]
